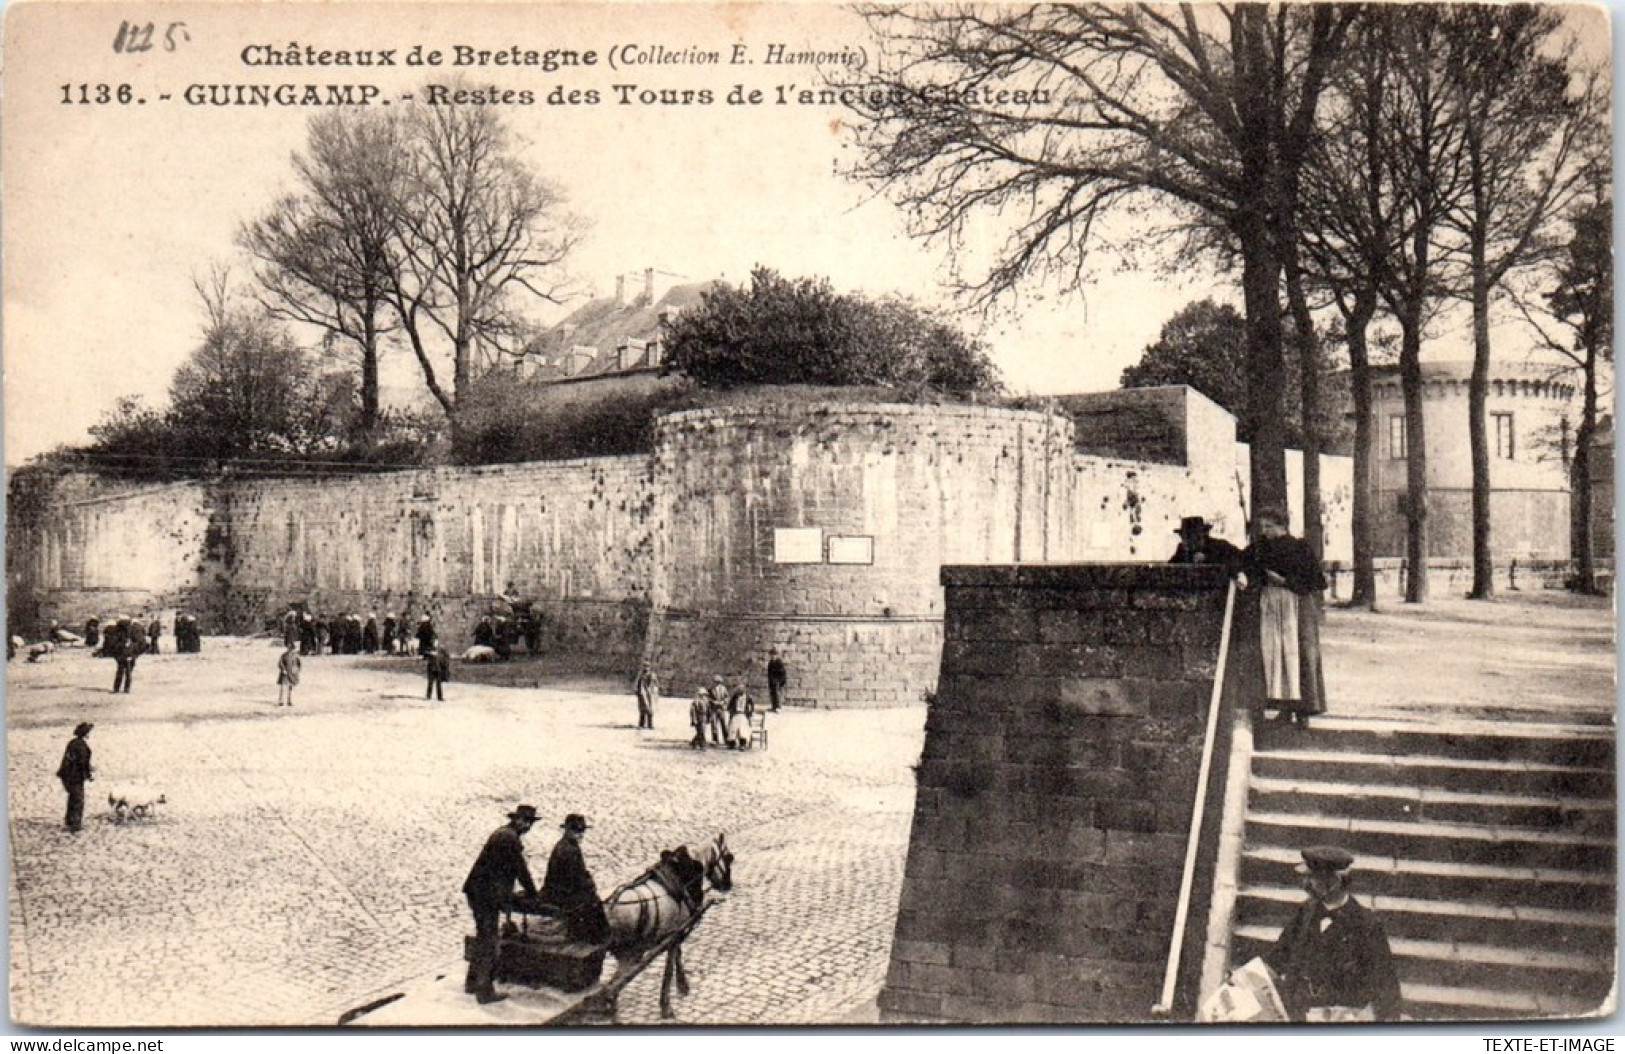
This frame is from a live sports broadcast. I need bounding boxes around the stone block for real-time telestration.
[1034,608,1106,645]
[950,944,999,972]
[1102,830,1187,868]
[1118,645,1184,680]
[1093,799,1158,834]
[949,605,1038,642]
[1055,678,1145,716]
[1146,680,1211,721]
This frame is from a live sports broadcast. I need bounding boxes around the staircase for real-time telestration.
[1230,716,1616,1021]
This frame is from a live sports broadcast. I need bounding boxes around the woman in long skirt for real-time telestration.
[1241,510,1327,726]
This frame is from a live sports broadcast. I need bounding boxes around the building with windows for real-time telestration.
[1364,360,1575,562]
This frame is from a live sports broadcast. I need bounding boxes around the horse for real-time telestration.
[600,832,733,1018]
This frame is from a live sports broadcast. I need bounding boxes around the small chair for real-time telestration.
[749,711,768,751]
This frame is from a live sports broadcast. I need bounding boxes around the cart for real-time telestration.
[339,900,715,1026]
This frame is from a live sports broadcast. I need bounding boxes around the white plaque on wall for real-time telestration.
[773,527,824,564]
[828,535,875,565]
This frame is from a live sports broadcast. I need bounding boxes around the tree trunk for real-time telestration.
[1468,238,1495,599]
[360,302,380,435]
[1344,293,1379,609]
[1285,256,1323,557]
[1398,314,1429,603]
[1572,360,1598,593]
[1239,216,1289,526]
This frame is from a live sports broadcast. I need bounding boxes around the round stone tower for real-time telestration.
[1367,361,1574,561]
[643,401,1071,708]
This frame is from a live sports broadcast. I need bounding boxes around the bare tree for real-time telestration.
[239,110,407,436]
[1435,5,1603,599]
[1368,7,1469,604]
[1516,191,1613,594]
[385,99,581,425]
[846,4,1352,522]
[1298,10,1418,607]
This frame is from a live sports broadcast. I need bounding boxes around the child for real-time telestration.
[276,642,301,707]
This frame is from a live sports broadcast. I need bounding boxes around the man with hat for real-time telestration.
[540,813,609,945]
[56,722,95,832]
[461,803,541,1004]
[1263,845,1402,1022]
[1169,515,1243,569]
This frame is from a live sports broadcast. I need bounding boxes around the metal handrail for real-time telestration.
[1151,577,1238,1017]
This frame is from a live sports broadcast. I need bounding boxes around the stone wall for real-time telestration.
[9,391,1354,705]
[217,457,656,651]
[878,564,1231,1022]
[5,474,215,630]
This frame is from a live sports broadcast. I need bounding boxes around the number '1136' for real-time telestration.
[61,84,136,104]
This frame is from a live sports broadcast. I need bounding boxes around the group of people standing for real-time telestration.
[282,608,434,658]
[1170,511,1327,728]
[631,648,789,751]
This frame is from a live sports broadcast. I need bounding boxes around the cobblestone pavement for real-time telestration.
[6,640,924,1028]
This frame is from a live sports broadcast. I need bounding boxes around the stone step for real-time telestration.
[1240,846,1615,913]
[1235,886,1615,955]
[1232,925,1613,1007]
[1398,981,1612,1022]
[1246,811,1615,871]
[1251,717,1614,768]
[1252,749,1615,799]
[1248,776,1615,835]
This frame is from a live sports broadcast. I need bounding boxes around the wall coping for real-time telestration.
[654,400,1071,432]
[941,562,1231,590]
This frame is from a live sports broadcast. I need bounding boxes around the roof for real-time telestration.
[523,281,719,379]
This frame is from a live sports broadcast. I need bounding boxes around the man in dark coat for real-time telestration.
[767,648,788,713]
[1169,515,1244,570]
[461,803,540,1004]
[1263,845,1402,1022]
[146,615,162,655]
[362,613,379,654]
[83,617,101,652]
[541,813,609,945]
[111,617,140,694]
[57,722,94,832]
[425,641,451,702]
[416,615,436,657]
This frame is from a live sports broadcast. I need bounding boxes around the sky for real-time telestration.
[1,1,1614,466]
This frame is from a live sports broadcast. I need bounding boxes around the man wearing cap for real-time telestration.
[541,814,609,945]
[1169,516,1243,569]
[1263,846,1402,1022]
[56,722,95,832]
[461,804,541,1004]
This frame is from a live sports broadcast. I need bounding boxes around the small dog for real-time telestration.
[108,785,167,823]
[25,642,55,663]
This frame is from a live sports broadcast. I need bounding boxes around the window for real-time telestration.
[1493,412,1515,460]
[1388,415,1407,460]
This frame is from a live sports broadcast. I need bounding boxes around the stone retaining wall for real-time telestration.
[878,564,1231,1022]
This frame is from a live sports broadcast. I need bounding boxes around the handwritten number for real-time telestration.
[113,20,187,54]
[112,21,154,54]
